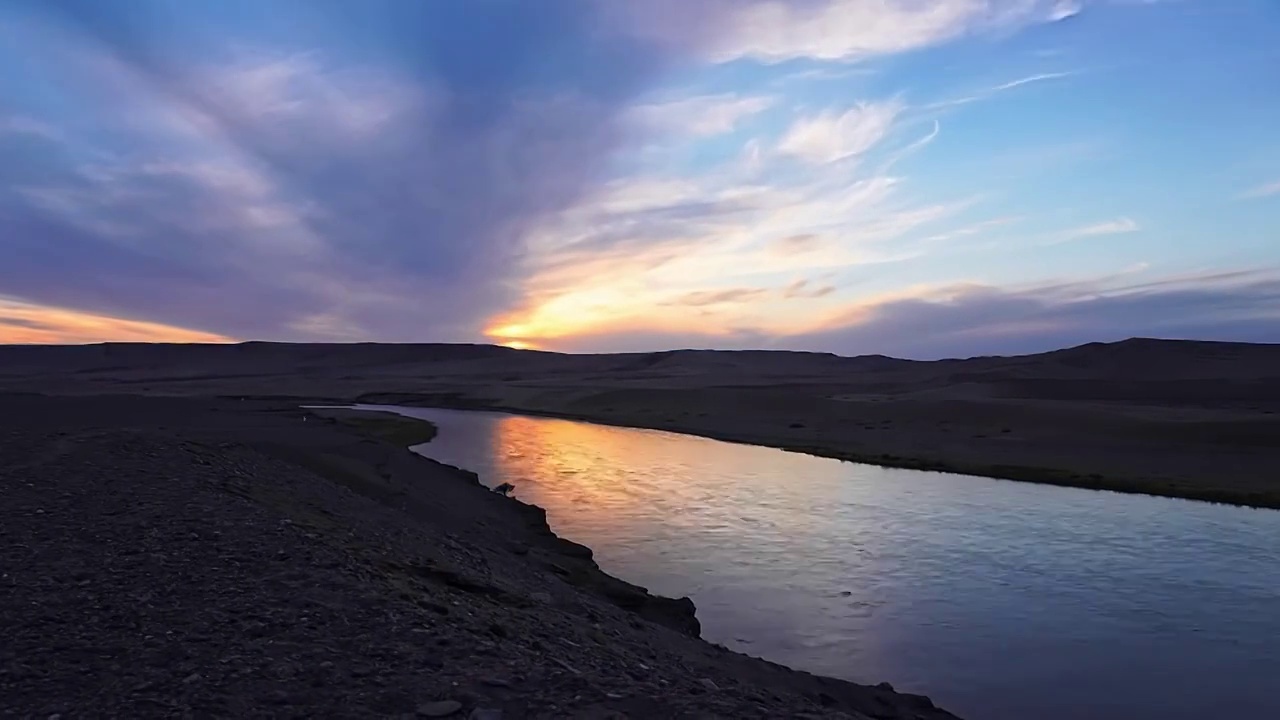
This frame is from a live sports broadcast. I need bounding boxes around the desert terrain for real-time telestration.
[4,338,1276,718]
[1,393,952,718]
[2,337,1278,507]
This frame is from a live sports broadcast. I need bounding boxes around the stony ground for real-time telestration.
[0,394,957,719]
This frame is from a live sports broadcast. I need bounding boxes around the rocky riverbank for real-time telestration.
[1,393,958,719]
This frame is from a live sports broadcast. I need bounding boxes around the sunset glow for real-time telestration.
[0,298,233,345]
[2,1,1277,355]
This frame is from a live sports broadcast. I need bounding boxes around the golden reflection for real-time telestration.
[492,415,646,493]
[480,409,903,647]
[489,414,670,545]
[486,412,832,542]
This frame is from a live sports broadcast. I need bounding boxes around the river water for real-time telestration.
[358,404,1280,720]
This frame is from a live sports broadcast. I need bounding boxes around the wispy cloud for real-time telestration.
[484,94,971,346]
[1243,180,1280,199]
[629,94,775,138]
[2,0,1265,357]
[1049,0,1085,22]
[991,72,1077,93]
[1,1,698,342]
[922,216,1023,244]
[782,278,836,299]
[1062,216,1141,239]
[777,100,903,164]
[785,268,1280,358]
[664,287,772,307]
[769,233,825,256]
[0,297,231,344]
[0,115,61,142]
[643,0,1086,63]
[539,268,1280,358]
[926,71,1077,110]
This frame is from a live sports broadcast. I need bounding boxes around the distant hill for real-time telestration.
[2,337,1278,508]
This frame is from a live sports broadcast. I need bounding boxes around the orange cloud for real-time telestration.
[0,298,233,344]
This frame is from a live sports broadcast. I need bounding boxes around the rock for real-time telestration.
[469,710,502,720]
[530,591,552,605]
[417,700,463,717]
[182,672,201,684]
[699,678,719,691]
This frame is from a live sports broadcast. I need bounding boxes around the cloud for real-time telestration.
[1063,216,1141,238]
[525,269,1280,358]
[784,270,1280,358]
[922,216,1023,243]
[925,71,1077,110]
[644,0,1086,63]
[661,279,835,308]
[777,100,903,164]
[769,233,825,256]
[629,93,775,138]
[664,287,772,307]
[0,0,702,341]
[782,279,836,299]
[1,0,1222,355]
[990,72,1077,93]
[486,134,970,345]
[0,115,61,141]
[1049,0,1085,21]
[1243,180,1280,199]
[0,297,232,344]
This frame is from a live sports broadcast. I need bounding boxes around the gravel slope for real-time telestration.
[0,394,957,719]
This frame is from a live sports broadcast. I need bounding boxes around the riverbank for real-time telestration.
[357,394,1280,510]
[1,339,1276,508]
[0,393,956,719]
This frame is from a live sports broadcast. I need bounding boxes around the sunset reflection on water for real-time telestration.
[486,413,867,580]
[362,405,1280,720]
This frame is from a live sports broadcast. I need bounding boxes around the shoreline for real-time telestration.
[354,393,1280,511]
[304,405,706,638]
[2,340,1275,513]
[2,392,958,719]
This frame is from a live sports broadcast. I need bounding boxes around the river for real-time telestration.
[357,404,1280,720]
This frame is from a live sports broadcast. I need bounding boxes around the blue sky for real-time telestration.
[1,0,1277,358]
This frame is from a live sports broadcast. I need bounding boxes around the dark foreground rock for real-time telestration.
[0,394,958,719]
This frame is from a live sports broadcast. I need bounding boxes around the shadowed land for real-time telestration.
[1,394,952,718]
[2,337,1278,508]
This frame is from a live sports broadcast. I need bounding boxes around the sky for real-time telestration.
[1,0,1278,358]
